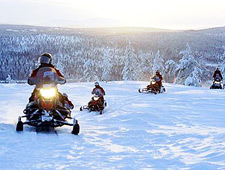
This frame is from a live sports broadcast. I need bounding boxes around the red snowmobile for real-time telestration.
[138,77,166,94]
[16,67,80,134]
[80,95,107,115]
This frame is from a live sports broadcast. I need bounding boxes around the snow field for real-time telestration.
[0,81,225,170]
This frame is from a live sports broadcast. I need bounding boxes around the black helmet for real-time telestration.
[95,82,99,86]
[39,53,52,64]
[156,70,160,74]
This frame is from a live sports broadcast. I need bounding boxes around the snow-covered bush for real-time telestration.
[184,67,202,87]
[6,75,12,83]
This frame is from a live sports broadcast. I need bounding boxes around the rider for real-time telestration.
[89,82,105,108]
[62,93,74,110]
[28,53,73,108]
[147,70,163,92]
[155,70,163,88]
[212,68,223,81]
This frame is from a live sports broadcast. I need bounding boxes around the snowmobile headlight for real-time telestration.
[40,88,56,99]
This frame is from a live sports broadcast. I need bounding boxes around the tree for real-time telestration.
[184,67,202,87]
[152,50,164,75]
[164,60,177,83]
[176,43,202,86]
[219,46,225,79]
[82,59,93,82]
[137,51,154,81]
[101,47,112,82]
[122,43,138,81]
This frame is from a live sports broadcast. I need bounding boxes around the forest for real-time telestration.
[1,24,225,86]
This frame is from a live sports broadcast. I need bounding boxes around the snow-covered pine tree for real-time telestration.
[184,67,202,87]
[55,57,64,73]
[152,50,164,75]
[122,43,138,81]
[137,51,154,81]
[164,59,177,83]
[219,46,225,79]
[82,59,93,82]
[101,47,112,82]
[176,43,202,86]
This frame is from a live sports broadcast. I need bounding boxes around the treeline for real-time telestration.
[0,25,225,86]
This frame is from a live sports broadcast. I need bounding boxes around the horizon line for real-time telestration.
[0,23,225,32]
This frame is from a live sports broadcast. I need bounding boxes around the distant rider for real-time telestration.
[147,70,163,92]
[155,70,163,88]
[62,93,74,110]
[212,68,223,82]
[89,82,105,109]
[92,82,105,100]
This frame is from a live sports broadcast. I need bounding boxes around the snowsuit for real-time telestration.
[155,73,163,87]
[28,63,66,103]
[213,70,223,81]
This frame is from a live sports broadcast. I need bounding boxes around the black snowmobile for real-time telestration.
[210,77,223,89]
[138,77,166,94]
[80,95,107,115]
[16,67,80,135]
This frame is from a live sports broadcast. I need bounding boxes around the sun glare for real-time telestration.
[52,0,225,29]
[1,0,225,29]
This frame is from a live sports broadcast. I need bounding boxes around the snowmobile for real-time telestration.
[16,68,80,135]
[80,95,107,115]
[210,77,223,89]
[138,77,166,94]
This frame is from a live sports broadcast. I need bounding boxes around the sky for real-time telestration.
[0,0,225,30]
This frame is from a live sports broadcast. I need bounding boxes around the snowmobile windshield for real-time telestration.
[154,76,160,81]
[214,77,221,82]
[35,67,58,85]
[39,56,51,64]
[93,88,103,97]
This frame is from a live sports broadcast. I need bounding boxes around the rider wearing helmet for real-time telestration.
[155,70,163,88]
[212,68,223,81]
[92,82,105,98]
[28,53,66,102]
[28,53,65,85]
[89,82,106,109]
[147,70,163,92]
[62,93,74,110]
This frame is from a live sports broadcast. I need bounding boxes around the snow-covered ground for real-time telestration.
[0,81,225,170]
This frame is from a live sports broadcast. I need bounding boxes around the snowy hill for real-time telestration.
[1,24,225,85]
[0,81,225,170]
